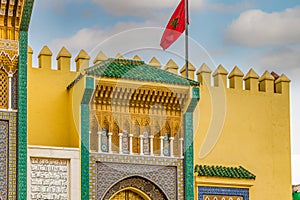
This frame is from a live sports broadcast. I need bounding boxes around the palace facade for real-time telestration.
[0,1,292,200]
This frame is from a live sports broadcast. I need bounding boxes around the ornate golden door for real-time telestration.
[110,187,151,200]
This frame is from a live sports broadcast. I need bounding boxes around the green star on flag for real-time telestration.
[170,18,179,29]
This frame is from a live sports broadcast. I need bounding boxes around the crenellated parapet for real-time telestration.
[33,45,86,72]
[27,46,290,98]
[197,64,290,95]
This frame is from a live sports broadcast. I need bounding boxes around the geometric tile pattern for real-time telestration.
[203,195,243,200]
[0,70,8,109]
[20,0,35,32]
[81,77,95,200]
[100,130,108,153]
[12,74,18,110]
[18,30,28,200]
[0,120,8,199]
[184,87,200,200]
[90,153,184,200]
[0,111,17,200]
[97,162,176,199]
[18,0,34,198]
[163,133,170,156]
[198,186,249,200]
[17,1,34,197]
[81,105,90,200]
[184,112,194,200]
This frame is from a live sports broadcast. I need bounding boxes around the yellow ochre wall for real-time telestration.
[26,44,292,199]
[193,65,292,199]
[27,46,89,148]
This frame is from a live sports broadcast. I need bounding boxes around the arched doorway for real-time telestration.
[110,187,151,200]
[103,176,168,200]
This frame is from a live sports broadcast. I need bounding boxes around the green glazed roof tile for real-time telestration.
[85,58,199,86]
[194,165,256,180]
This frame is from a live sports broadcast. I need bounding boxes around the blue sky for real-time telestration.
[28,0,300,183]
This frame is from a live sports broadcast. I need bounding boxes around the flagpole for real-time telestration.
[185,0,189,79]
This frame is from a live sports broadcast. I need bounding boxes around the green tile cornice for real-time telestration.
[195,165,256,180]
[85,58,199,86]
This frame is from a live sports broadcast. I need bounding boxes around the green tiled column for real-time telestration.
[18,30,28,200]
[184,87,200,200]
[81,77,95,199]
[18,1,34,199]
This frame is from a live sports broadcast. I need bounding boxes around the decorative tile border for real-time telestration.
[81,77,95,200]
[12,74,18,110]
[184,112,194,200]
[18,30,28,200]
[0,120,8,200]
[0,39,18,51]
[20,0,35,32]
[17,1,35,199]
[203,195,243,200]
[89,153,184,200]
[0,111,17,200]
[198,186,249,200]
[184,87,200,200]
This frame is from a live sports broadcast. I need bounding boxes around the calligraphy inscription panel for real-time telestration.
[30,158,69,200]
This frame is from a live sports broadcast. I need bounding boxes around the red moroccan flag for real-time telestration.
[160,0,186,50]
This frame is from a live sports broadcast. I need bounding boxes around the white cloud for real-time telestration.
[38,0,85,10]
[50,27,106,53]
[47,15,214,71]
[92,0,204,17]
[48,13,172,55]
[45,22,164,71]
[48,16,180,65]
[208,1,253,13]
[225,6,300,47]
[258,45,300,70]
[37,0,204,18]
